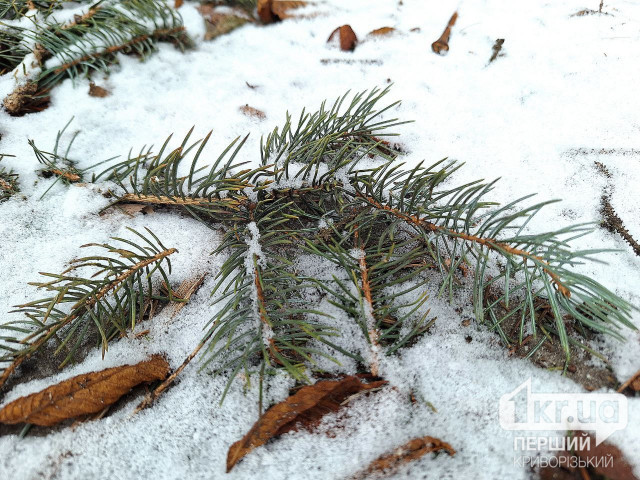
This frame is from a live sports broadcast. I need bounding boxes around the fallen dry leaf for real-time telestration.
[240,104,266,120]
[368,27,395,37]
[328,25,358,51]
[198,6,250,41]
[352,436,456,479]
[174,0,183,8]
[432,11,458,54]
[271,0,306,19]
[257,0,275,23]
[540,434,638,480]
[227,376,387,471]
[0,355,169,426]
[88,82,109,98]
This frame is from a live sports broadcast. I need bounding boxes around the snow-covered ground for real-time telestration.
[1,0,639,478]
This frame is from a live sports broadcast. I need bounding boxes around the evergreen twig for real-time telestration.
[0,227,177,390]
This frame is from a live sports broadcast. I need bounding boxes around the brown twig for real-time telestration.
[134,341,205,413]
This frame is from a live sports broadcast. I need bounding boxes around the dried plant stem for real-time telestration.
[134,340,205,413]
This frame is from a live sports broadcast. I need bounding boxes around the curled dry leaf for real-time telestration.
[227,376,387,472]
[352,436,456,479]
[271,0,307,20]
[431,11,458,55]
[257,0,276,23]
[368,27,395,37]
[328,25,358,52]
[88,82,109,98]
[240,104,266,120]
[0,355,169,426]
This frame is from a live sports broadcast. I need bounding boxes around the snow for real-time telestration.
[1,0,640,478]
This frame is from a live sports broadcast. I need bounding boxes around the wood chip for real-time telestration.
[328,25,358,51]
[0,356,169,426]
[198,8,250,41]
[227,376,387,471]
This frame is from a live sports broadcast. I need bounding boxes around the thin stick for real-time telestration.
[617,368,640,393]
[134,341,205,413]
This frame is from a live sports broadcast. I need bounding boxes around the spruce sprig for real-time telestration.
[6,87,636,404]
[95,128,263,224]
[97,88,635,397]
[32,0,190,90]
[0,227,176,390]
[346,159,636,358]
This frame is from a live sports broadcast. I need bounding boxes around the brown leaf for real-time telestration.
[540,435,638,480]
[199,8,250,41]
[88,82,109,98]
[368,27,395,37]
[271,0,306,19]
[353,436,455,479]
[240,104,266,120]
[0,356,169,426]
[227,376,387,471]
[431,11,458,55]
[328,25,358,51]
[174,0,183,8]
[257,0,275,23]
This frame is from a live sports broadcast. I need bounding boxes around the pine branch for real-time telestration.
[3,0,191,115]
[0,227,177,390]
[21,87,637,403]
[346,159,636,360]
